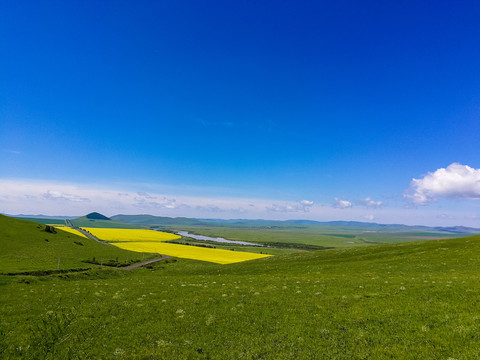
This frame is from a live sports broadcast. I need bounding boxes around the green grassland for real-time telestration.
[170,225,465,249]
[0,215,154,273]
[115,214,478,234]
[173,225,357,248]
[14,217,67,225]
[111,214,474,249]
[168,237,302,256]
[1,213,480,359]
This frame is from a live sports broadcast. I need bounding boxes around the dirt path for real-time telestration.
[123,256,171,270]
[70,226,111,245]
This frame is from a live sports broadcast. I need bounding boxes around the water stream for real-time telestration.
[177,231,263,247]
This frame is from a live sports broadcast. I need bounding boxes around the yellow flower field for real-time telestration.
[80,227,272,264]
[81,228,181,242]
[55,226,88,238]
[111,241,272,265]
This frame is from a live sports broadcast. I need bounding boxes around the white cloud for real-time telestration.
[332,198,352,209]
[364,214,375,221]
[437,213,455,220]
[0,180,315,219]
[267,200,314,213]
[3,149,22,155]
[406,163,480,205]
[2,178,480,227]
[360,197,383,208]
[133,196,178,210]
[43,190,90,202]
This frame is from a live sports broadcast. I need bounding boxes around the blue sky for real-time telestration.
[1,1,480,226]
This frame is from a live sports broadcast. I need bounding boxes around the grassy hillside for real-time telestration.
[14,217,66,225]
[1,232,480,358]
[0,215,153,272]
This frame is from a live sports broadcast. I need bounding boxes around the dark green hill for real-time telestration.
[0,215,145,272]
[85,212,111,220]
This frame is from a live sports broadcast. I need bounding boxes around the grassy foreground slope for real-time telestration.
[0,215,149,272]
[1,232,480,359]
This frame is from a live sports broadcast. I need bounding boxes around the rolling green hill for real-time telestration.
[13,217,67,225]
[85,212,111,220]
[0,215,151,272]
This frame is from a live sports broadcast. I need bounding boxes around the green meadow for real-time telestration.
[160,224,464,249]
[1,215,480,359]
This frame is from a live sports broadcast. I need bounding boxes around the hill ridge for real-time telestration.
[84,212,111,220]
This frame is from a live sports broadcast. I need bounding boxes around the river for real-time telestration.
[177,231,263,247]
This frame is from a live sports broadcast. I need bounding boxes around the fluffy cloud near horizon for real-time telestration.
[332,197,382,209]
[332,198,352,209]
[360,197,383,208]
[2,179,480,227]
[267,200,314,213]
[406,163,480,205]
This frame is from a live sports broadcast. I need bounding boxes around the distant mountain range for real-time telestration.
[110,214,480,234]
[6,213,480,234]
[5,214,78,220]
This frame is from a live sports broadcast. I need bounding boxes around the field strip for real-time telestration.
[81,227,181,242]
[55,226,89,238]
[82,227,272,264]
[111,241,272,264]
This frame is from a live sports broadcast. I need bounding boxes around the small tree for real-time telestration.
[44,225,57,234]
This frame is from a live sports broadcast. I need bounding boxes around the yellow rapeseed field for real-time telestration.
[81,228,181,242]
[55,227,88,238]
[111,241,272,264]
[81,227,272,264]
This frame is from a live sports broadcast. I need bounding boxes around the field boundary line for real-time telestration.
[123,256,171,270]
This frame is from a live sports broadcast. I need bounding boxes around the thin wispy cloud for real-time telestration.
[267,200,314,213]
[360,197,383,208]
[43,190,90,203]
[197,119,238,128]
[0,180,314,219]
[2,149,22,155]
